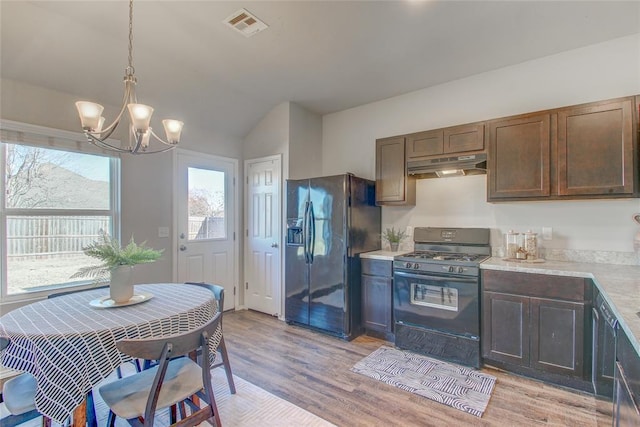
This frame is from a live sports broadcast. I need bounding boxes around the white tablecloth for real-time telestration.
[0,283,220,423]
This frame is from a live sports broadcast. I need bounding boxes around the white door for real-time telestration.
[176,151,236,309]
[244,155,281,316]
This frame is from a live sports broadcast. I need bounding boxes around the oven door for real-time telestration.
[393,270,479,338]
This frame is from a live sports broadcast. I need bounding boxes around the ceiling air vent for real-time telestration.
[224,9,268,37]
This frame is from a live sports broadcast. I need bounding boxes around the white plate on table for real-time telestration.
[90,292,153,308]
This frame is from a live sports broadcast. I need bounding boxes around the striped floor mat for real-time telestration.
[351,346,496,418]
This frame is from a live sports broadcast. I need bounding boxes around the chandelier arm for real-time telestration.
[98,81,135,137]
[132,145,177,155]
[84,134,133,153]
[149,128,176,147]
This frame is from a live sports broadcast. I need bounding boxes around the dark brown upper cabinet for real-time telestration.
[406,123,485,161]
[557,98,634,196]
[375,136,416,206]
[488,113,551,200]
[488,95,638,201]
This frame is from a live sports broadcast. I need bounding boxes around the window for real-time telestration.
[1,121,120,300]
[187,167,226,240]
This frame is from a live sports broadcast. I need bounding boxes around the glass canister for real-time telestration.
[505,230,520,259]
[524,230,538,260]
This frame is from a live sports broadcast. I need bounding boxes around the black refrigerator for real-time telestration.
[285,174,381,340]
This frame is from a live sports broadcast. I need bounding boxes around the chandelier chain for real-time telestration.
[128,0,134,73]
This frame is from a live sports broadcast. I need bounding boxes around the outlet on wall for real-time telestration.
[405,226,414,237]
[542,227,553,240]
[158,227,170,238]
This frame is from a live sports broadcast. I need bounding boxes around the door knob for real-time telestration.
[271,242,279,248]
[179,245,187,251]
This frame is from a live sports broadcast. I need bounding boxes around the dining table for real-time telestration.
[0,283,220,425]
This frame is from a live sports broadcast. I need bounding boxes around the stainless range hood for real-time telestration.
[407,153,487,178]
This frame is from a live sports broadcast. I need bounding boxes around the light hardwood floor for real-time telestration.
[222,309,612,427]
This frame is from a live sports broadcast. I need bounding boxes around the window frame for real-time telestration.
[0,120,121,302]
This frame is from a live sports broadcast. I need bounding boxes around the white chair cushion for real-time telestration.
[3,373,37,415]
[99,357,203,420]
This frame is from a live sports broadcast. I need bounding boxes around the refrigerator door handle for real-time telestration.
[309,201,316,264]
[303,200,310,264]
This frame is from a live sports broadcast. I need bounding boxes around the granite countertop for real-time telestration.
[360,250,411,261]
[481,257,640,356]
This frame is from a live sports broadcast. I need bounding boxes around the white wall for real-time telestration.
[289,103,323,179]
[322,34,640,254]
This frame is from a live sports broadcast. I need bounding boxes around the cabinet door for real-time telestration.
[482,291,530,366]
[444,123,485,154]
[362,274,392,333]
[557,98,634,196]
[530,297,585,377]
[488,114,551,200]
[406,130,443,159]
[375,137,415,205]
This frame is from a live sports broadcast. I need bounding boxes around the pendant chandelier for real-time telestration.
[75,0,183,154]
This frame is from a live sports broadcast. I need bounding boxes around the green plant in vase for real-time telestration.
[382,227,407,252]
[71,232,163,303]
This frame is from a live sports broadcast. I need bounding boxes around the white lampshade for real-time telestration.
[162,119,184,144]
[140,128,151,149]
[75,101,104,131]
[95,116,106,133]
[127,103,154,132]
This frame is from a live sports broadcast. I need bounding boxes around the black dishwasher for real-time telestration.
[592,291,618,398]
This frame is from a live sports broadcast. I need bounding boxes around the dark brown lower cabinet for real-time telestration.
[614,331,640,426]
[482,270,591,391]
[530,297,585,377]
[361,258,393,340]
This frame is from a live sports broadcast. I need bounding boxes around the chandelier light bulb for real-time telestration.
[127,103,154,132]
[75,101,105,131]
[162,119,184,144]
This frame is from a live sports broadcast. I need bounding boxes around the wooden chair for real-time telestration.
[0,338,50,427]
[185,282,236,394]
[99,312,223,427]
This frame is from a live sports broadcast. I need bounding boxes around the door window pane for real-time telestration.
[187,167,226,240]
[5,144,111,210]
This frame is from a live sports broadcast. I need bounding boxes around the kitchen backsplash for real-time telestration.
[491,247,639,266]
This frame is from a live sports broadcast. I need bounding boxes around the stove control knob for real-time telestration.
[405,262,412,269]
[458,267,464,273]
[414,263,420,270]
[448,266,454,273]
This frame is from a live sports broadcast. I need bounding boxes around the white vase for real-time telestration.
[110,265,134,303]
[390,242,399,252]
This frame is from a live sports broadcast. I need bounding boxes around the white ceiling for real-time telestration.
[2,1,639,141]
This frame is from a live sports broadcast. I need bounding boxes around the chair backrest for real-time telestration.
[116,311,221,362]
[116,312,221,426]
[185,282,224,313]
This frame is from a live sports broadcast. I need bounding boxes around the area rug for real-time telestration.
[351,346,496,418]
[7,368,335,427]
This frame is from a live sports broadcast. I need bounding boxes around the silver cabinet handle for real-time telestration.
[179,245,187,251]
[271,243,279,248]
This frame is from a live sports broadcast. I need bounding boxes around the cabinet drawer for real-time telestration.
[482,270,587,302]
[362,258,392,277]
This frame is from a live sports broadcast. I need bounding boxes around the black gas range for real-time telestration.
[393,227,490,368]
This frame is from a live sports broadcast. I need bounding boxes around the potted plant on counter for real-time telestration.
[382,227,407,252]
[71,232,163,303]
